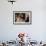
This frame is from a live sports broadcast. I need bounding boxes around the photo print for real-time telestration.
[13,11,32,25]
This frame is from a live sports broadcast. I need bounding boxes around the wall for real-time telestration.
[0,0,46,42]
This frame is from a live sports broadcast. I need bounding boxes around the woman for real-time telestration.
[15,13,25,22]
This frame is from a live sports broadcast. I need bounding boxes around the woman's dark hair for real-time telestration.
[25,16,29,22]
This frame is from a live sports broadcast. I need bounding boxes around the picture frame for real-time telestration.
[13,11,32,25]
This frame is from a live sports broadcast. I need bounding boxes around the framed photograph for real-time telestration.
[13,11,32,25]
